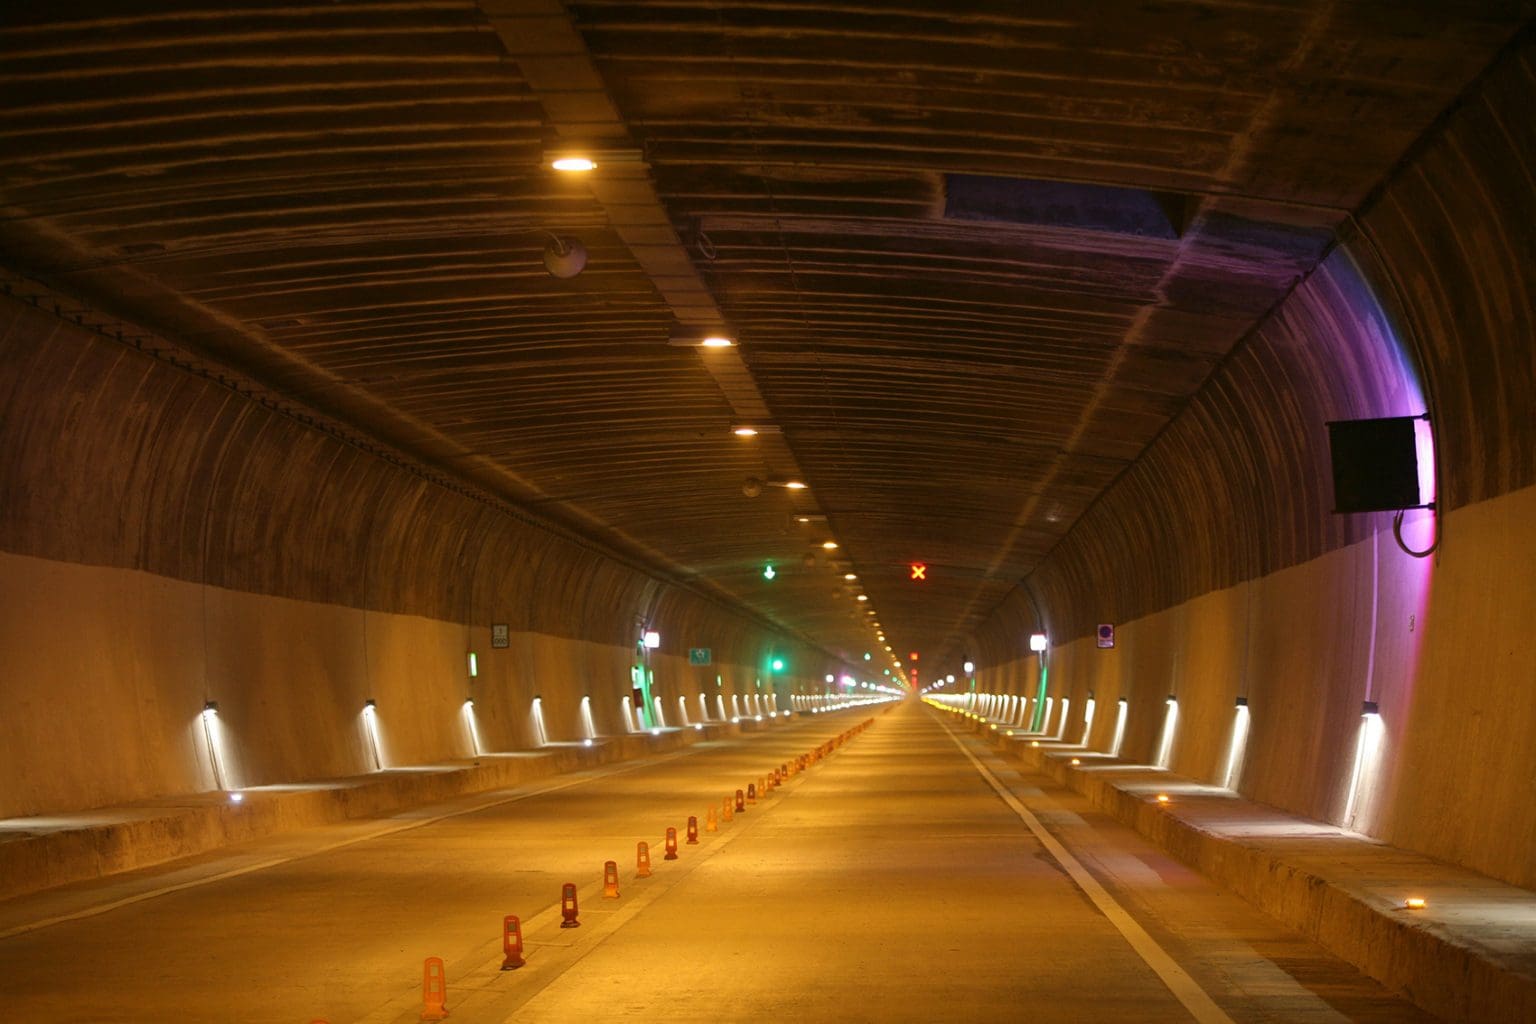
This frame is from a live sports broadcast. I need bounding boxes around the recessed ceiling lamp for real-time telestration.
[843,573,856,580]
[782,480,808,490]
[821,540,838,550]
[732,423,780,437]
[544,144,644,173]
[733,426,759,437]
[667,324,736,348]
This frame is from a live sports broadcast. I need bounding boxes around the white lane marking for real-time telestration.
[0,749,695,942]
[939,718,1236,1024]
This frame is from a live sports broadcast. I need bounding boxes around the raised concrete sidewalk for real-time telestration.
[0,716,798,903]
[950,707,1536,1023]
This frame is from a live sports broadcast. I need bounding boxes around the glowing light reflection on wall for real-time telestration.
[1154,698,1178,769]
[1079,697,1096,747]
[362,700,384,771]
[530,697,550,746]
[580,695,597,741]
[463,700,483,757]
[1344,706,1387,829]
[1110,698,1128,757]
[1222,703,1250,790]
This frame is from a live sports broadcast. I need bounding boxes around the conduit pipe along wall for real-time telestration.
[0,292,835,819]
[974,36,1536,890]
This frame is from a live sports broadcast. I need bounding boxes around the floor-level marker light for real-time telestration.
[1222,697,1251,791]
[1405,897,1427,910]
[1154,696,1179,769]
[531,696,550,746]
[362,699,383,771]
[200,701,229,792]
[1111,697,1129,757]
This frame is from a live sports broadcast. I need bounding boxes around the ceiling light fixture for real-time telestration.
[821,540,838,549]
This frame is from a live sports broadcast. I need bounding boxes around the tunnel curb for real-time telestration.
[984,726,1536,1023]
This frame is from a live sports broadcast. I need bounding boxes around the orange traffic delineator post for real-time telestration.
[560,882,581,928]
[759,775,769,796]
[735,789,746,812]
[501,915,526,971]
[637,841,653,878]
[686,815,700,845]
[664,826,679,860]
[706,805,718,832]
[421,956,448,1021]
[603,860,620,899]
[746,783,757,804]
[723,796,735,822]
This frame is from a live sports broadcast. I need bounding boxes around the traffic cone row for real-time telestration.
[393,717,877,1021]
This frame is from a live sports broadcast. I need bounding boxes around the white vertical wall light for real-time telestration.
[1110,697,1129,757]
[697,693,710,723]
[1054,698,1071,741]
[716,693,728,721]
[677,695,691,728]
[579,695,598,743]
[1079,695,1096,747]
[530,696,550,746]
[1041,697,1054,735]
[652,695,667,731]
[362,699,384,771]
[463,699,484,757]
[621,695,637,734]
[1154,696,1179,769]
[1344,700,1386,829]
[200,701,229,792]
[1222,696,1251,790]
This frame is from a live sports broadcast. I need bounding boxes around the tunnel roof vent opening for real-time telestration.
[944,174,1192,239]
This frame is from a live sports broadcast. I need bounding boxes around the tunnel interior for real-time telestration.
[1,4,1535,1019]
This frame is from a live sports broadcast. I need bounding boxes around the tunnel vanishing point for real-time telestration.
[1,4,1534,1022]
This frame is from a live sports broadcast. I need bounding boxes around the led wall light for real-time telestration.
[1029,633,1048,652]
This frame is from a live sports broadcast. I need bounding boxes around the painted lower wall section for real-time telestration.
[974,482,1536,892]
[0,549,789,820]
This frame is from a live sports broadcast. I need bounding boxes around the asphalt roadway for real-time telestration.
[0,700,1432,1022]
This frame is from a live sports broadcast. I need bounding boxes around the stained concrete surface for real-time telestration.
[0,703,1432,1022]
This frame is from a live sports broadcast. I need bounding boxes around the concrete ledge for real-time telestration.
[0,721,744,903]
[977,722,1536,1023]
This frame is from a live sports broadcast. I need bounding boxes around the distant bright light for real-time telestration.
[229,792,244,804]
[1029,633,1048,652]
[700,335,734,348]
[551,156,595,172]
[844,573,856,581]
[583,738,594,747]
[821,540,838,549]
[651,728,661,736]
[694,723,704,731]
[825,674,835,683]
[770,657,785,671]
[733,425,759,437]
[963,660,975,674]
[643,630,661,649]
[763,563,776,580]
[856,594,868,601]
[783,480,807,490]
[863,652,871,661]
[1405,897,1427,910]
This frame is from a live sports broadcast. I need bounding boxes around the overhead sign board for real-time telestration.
[1097,624,1115,649]
[688,647,713,666]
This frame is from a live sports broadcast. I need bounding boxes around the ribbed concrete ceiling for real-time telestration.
[0,2,1527,677]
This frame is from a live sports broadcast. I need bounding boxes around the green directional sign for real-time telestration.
[688,647,713,666]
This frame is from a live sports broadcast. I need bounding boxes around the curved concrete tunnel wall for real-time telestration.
[968,39,1536,890]
[0,295,847,819]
